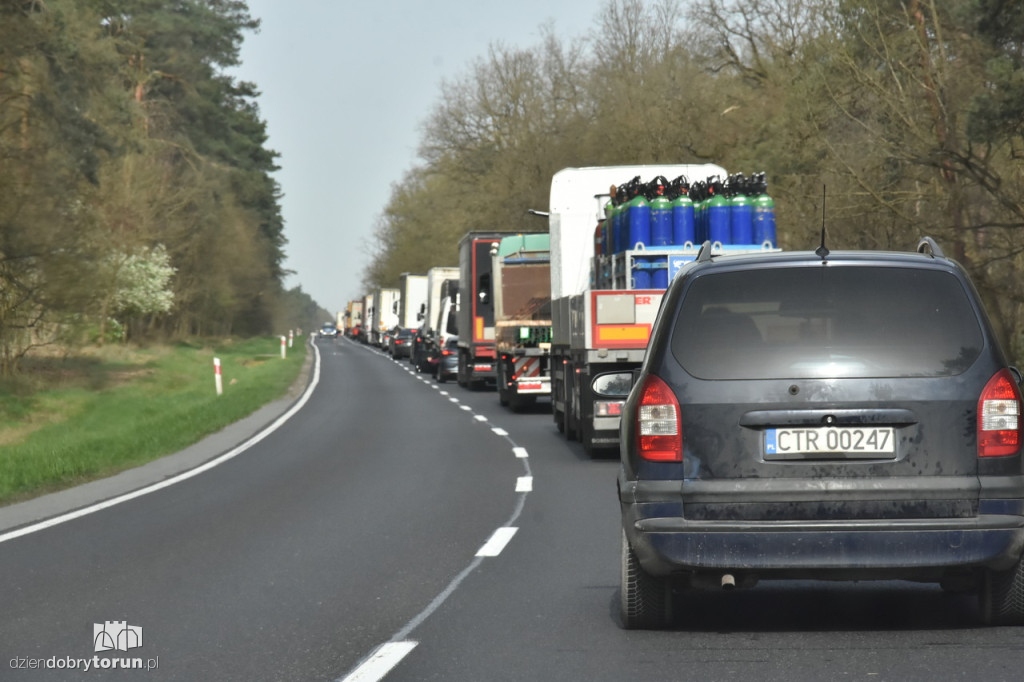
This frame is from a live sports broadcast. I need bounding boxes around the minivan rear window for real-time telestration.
[671,266,984,380]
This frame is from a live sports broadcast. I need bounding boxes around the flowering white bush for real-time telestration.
[109,245,175,315]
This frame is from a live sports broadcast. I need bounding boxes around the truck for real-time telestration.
[369,288,400,347]
[547,165,779,456]
[342,299,363,339]
[397,273,428,330]
[493,233,552,411]
[413,266,459,372]
[455,231,517,388]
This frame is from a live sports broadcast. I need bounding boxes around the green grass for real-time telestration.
[0,337,308,505]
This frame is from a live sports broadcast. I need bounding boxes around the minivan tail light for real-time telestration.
[978,368,1022,458]
[636,375,682,462]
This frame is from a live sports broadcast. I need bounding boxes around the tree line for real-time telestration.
[366,0,1024,366]
[0,0,321,375]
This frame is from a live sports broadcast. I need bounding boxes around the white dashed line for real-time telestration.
[339,641,418,682]
[491,427,508,436]
[476,527,519,557]
[513,447,528,458]
[516,476,533,492]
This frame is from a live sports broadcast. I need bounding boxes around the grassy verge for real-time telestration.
[0,337,308,506]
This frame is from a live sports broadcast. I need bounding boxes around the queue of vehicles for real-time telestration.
[322,164,1024,629]
[331,164,780,437]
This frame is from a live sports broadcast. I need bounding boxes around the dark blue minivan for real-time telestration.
[618,239,1024,628]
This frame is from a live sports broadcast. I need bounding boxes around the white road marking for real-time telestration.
[339,641,418,682]
[513,447,528,458]
[476,527,518,557]
[491,427,508,436]
[473,414,486,421]
[516,476,533,492]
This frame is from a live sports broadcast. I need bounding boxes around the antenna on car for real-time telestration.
[815,185,830,260]
[696,240,714,263]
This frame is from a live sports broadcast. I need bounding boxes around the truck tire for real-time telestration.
[497,361,509,406]
[620,530,673,629]
[457,350,468,387]
[980,554,1024,625]
[581,416,596,458]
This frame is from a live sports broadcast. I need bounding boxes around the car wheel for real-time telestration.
[620,530,673,630]
[980,555,1024,625]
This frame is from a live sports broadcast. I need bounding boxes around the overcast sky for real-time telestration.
[232,0,603,316]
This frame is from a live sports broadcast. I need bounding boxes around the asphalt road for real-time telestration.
[3,337,1024,681]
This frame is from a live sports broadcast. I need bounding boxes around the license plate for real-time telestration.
[764,427,895,460]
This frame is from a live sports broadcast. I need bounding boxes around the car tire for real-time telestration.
[980,555,1024,625]
[620,530,673,630]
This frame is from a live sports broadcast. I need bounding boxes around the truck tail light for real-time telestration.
[636,375,682,462]
[978,368,1022,458]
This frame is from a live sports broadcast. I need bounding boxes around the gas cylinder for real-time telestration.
[751,172,776,246]
[669,175,694,246]
[611,185,628,253]
[690,180,706,244]
[728,173,754,244]
[647,176,672,246]
[625,177,650,250]
[705,176,730,244]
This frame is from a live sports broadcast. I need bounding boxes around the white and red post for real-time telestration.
[213,357,223,396]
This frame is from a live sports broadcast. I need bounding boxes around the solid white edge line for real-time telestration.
[339,641,418,682]
[516,476,533,492]
[0,341,322,545]
[476,526,518,557]
[513,447,528,458]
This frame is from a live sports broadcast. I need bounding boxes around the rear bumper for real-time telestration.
[623,510,1024,577]
[514,377,551,395]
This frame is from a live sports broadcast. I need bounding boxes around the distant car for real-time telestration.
[318,323,338,339]
[436,336,459,383]
[618,238,1024,629]
[390,327,413,358]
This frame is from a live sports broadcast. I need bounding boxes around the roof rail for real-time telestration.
[696,240,714,263]
[916,237,945,258]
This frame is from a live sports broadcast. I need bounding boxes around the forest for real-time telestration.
[0,0,322,375]
[2,0,1023,373]
[365,0,1024,366]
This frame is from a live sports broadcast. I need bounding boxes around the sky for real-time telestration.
[232,0,604,316]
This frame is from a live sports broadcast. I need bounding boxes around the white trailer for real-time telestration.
[370,288,400,347]
[397,273,428,330]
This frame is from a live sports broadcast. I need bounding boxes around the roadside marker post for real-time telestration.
[213,357,223,396]
[280,336,287,359]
